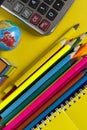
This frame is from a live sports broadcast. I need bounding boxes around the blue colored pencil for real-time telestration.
[24,74,87,130]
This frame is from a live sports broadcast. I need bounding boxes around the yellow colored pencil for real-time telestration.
[0,39,77,111]
[15,24,79,87]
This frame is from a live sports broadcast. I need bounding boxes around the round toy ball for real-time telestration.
[0,20,21,51]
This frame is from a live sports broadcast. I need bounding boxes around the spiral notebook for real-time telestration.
[34,85,87,130]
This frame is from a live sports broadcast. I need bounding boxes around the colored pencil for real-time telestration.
[64,32,87,56]
[3,56,87,129]
[0,60,73,126]
[16,70,86,130]
[15,24,79,87]
[74,44,87,58]
[24,75,87,130]
[0,38,77,112]
[0,53,76,119]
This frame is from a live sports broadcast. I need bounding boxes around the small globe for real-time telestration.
[0,20,21,51]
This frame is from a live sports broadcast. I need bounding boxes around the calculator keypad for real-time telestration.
[1,0,74,34]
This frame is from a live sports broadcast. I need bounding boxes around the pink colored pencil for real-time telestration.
[3,56,87,130]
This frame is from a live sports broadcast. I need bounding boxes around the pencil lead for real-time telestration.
[74,24,80,30]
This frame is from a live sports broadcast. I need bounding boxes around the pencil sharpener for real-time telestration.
[0,20,21,51]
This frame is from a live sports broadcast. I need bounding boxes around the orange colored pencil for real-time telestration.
[73,44,87,58]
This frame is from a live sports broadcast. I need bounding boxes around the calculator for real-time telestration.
[1,0,74,35]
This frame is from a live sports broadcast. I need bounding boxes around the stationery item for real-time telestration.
[16,70,86,130]
[0,59,76,127]
[1,85,16,100]
[0,20,21,50]
[0,93,5,100]
[0,57,16,77]
[0,53,76,119]
[3,56,87,130]
[65,86,87,130]
[0,76,7,84]
[3,85,14,94]
[0,38,76,112]
[2,24,79,100]
[0,57,11,76]
[15,24,79,88]
[1,0,74,35]
[72,32,87,47]
[0,58,7,73]
[36,86,87,130]
[5,67,16,77]
[1,87,16,101]
[63,32,87,56]
[36,112,79,130]
[24,75,87,130]
[74,44,87,58]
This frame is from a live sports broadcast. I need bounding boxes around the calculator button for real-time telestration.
[46,9,58,21]
[30,13,41,25]
[37,3,49,15]
[39,19,50,31]
[53,0,64,11]
[13,2,24,13]
[29,0,40,9]
[44,0,54,5]
[21,8,32,19]
[21,0,29,3]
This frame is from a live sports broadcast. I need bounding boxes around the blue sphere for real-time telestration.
[0,20,21,51]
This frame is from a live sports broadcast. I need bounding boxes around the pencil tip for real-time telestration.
[74,24,80,30]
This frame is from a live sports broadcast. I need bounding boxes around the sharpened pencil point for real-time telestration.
[74,24,80,30]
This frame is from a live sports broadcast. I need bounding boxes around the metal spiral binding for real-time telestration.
[41,120,46,126]
[60,104,67,111]
[46,116,51,122]
[79,88,86,95]
[85,84,87,89]
[55,108,61,114]
[74,92,81,99]
[50,112,56,118]
[70,97,76,103]
[36,124,42,130]
[65,100,71,107]
[34,85,87,130]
